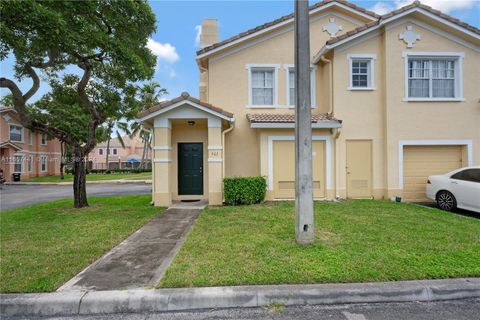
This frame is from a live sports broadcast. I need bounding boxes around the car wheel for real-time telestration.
[436,191,457,211]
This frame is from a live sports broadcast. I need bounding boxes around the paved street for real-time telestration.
[0,183,151,210]
[6,299,480,320]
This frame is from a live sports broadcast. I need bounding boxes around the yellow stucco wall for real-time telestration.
[150,8,479,205]
[330,18,480,199]
[207,10,364,179]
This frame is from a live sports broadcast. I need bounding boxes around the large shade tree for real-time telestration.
[0,0,157,207]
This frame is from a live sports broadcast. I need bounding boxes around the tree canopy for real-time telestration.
[0,0,158,207]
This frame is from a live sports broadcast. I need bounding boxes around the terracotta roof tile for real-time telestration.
[138,92,234,120]
[197,0,379,56]
[326,1,480,46]
[246,113,341,123]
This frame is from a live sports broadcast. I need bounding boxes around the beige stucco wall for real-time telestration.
[331,32,386,199]
[383,20,480,198]
[207,10,365,179]
[330,18,480,199]
[150,8,479,205]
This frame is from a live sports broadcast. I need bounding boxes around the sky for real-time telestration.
[1,0,479,103]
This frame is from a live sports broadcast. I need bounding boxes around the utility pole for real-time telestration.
[294,0,314,244]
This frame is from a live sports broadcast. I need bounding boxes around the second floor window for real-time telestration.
[98,148,104,155]
[113,148,118,155]
[251,68,275,106]
[41,133,48,145]
[408,58,456,98]
[9,125,23,143]
[287,67,316,106]
[348,54,376,90]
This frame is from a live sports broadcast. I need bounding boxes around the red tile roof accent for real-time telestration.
[197,0,379,56]
[138,92,234,120]
[326,1,480,46]
[246,113,341,123]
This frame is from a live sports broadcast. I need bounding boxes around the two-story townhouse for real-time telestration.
[139,0,480,206]
[1,106,61,181]
[87,134,151,170]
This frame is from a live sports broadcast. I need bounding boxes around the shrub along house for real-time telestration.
[139,0,480,207]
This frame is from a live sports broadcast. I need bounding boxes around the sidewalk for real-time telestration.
[58,206,202,291]
[2,278,479,317]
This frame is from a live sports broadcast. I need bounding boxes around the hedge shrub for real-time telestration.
[223,176,267,206]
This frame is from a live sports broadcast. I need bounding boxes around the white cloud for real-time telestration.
[370,2,394,15]
[195,25,202,47]
[370,0,477,15]
[147,38,179,64]
[396,0,477,12]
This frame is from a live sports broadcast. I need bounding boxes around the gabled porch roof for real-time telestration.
[0,141,23,151]
[138,92,234,123]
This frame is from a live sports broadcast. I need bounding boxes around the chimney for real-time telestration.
[199,19,219,49]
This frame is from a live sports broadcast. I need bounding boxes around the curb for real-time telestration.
[6,180,151,186]
[1,278,479,317]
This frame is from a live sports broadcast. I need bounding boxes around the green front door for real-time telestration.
[178,143,203,195]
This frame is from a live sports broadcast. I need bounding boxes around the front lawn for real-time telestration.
[0,195,161,293]
[25,172,151,182]
[160,200,480,288]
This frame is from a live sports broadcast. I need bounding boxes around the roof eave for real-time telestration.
[313,6,480,61]
[250,121,342,129]
[196,0,378,61]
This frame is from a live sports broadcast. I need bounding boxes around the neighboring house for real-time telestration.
[139,0,480,206]
[0,106,61,181]
[87,134,151,170]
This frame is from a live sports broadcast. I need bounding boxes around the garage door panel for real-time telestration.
[273,140,325,199]
[403,145,463,202]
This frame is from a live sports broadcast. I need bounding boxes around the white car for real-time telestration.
[426,166,480,213]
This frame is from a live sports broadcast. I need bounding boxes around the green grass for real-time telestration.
[25,172,151,182]
[0,195,162,293]
[160,200,480,288]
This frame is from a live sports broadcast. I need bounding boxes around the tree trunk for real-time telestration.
[72,148,88,208]
[60,142,65,180]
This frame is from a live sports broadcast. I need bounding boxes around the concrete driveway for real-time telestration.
[0,183,151,210]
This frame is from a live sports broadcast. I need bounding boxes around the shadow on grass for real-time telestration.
[415,202,480,220]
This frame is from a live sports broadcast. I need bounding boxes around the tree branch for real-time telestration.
[0,76,32,127]
[23,49,59,101]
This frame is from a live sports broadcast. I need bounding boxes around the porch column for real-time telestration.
[153,122,172,207]
[207,118,223,205]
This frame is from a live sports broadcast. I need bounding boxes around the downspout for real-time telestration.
[320,56,333,115]
[221,120,235,181]
[221,120,235,203]
[333,127,341,199]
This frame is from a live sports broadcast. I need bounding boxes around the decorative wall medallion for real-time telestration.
[323,18,343,37]
[2,114,12,122]
[399,25,421,48]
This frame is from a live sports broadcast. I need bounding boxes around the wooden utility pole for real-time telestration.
[294,0,314,244]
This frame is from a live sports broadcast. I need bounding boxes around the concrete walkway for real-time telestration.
[58,205,202,291]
